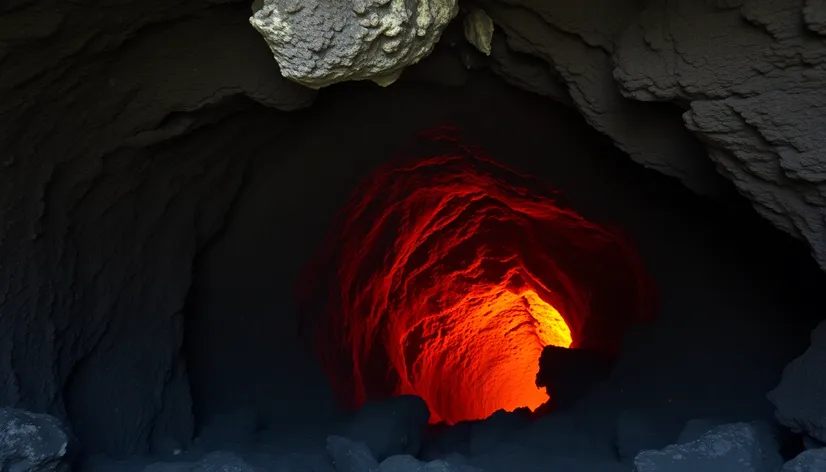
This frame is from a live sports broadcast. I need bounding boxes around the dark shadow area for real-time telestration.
[180,70,824,452]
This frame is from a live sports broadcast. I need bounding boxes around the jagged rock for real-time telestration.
[633,422,782,472]
[783,448,826,472]
[144,451,255,472]
[478,0,726,198]
[767,321,826,443]
[249,0,459,89]
[343,396,430,461]
[326,435,379,472]
[0,408,70,472]
[0,3,314,456]
[614,0,826,270]
[463,9,494,56]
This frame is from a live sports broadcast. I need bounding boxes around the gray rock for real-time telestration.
[344,396,430,461]
[327,435,379,472]
[783,448,826,472]
[249,0,459,89]
[0,408,69,472]
[768,321,826,443]
[633,422,782,472]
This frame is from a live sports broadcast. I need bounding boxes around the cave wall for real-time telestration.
[470,0,826,270]
[0,1,313,455]
[188,74,825,450]
[1,0,825,459]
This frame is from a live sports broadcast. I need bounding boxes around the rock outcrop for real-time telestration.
[476,0,826,269]
[0,1,314,457]
[633,422,782,472]
[250,0,459,88]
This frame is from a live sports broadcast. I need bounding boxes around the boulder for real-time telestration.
[0,408,70,472]
[250,0,459,88]
[783,448,826,472]
[327,435,379,472]
[344,396,430,461]
[633,422,782,472]
[768,321,826,443]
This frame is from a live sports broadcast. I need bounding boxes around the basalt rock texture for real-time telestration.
[474,0,826,269]
[0,0,314,456]
[250,0,459,88]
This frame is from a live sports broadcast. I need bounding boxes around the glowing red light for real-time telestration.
[298,126,656,424]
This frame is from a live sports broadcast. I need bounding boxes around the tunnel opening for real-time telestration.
[297,124,658,425]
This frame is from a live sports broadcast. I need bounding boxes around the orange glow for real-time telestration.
[404,288,572,422]
[298,126,656,424]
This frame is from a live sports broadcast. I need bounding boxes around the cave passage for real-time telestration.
[298,126,657,425]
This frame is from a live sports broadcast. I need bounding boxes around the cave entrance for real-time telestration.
[297,125,656,425]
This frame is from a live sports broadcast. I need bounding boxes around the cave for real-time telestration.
[2,1,826,472]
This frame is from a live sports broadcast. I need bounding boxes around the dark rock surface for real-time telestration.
[326,436,379,472]
[0,408,70,472]
[1,0,825,463]
[343,396,430,462]
[470,0,826,271]
[633,422,783,472]
[783,448,826,472]
[768,321,826,443]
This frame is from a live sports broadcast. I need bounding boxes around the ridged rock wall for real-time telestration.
[473,0,826,269]
[0,0,314,456]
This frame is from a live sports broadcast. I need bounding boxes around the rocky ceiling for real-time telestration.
[247,0,826,270]
[4,0,824,276]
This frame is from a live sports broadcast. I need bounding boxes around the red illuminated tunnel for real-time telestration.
[297,126,656,425]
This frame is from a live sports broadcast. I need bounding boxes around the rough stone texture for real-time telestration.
[478,0,727,197]
[767,321,826,443]
[0,408,70,472]
[613,0,826,269]
[783,448,826,472]
[343,396,430,462]
[463,9,494,56]
[0,0,314,457]
[471,0,826,270]
[633,422,783,472]
[249,0,459,88]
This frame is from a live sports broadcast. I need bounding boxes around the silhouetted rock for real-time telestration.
[0,408,70,472]
[536,346,616,410]
[344,396,430,461]
[768,321,826,442]
[633,422,782,472]
[327,435,379,472]
[783,448,826,471]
